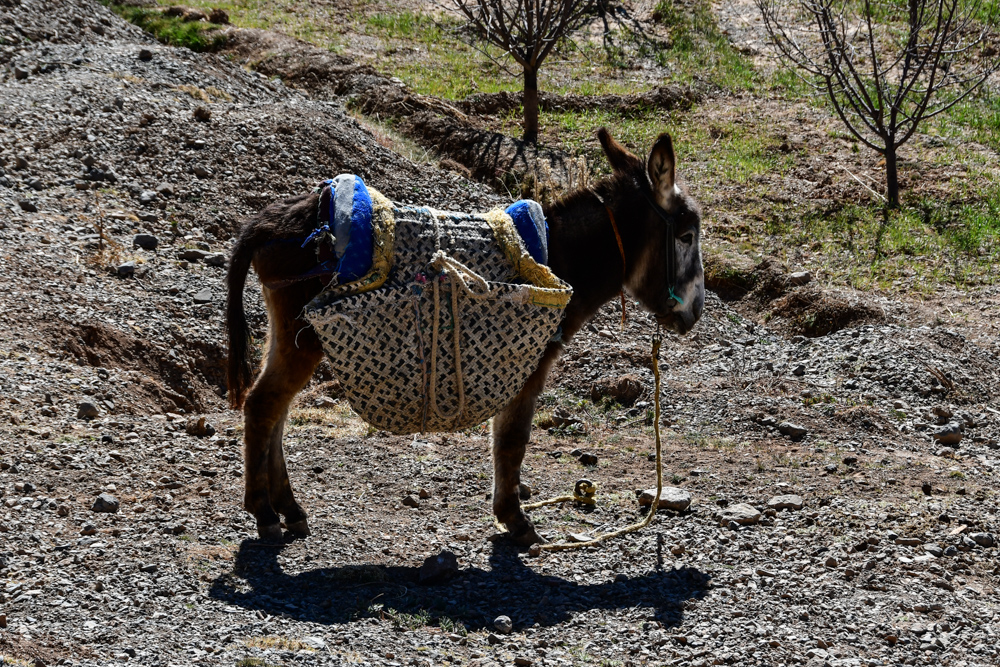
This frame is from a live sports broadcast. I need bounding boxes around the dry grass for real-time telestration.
[243,636,315,652]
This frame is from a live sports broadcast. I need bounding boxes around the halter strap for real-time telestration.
[590,189,629,330]
[639,189,684,306]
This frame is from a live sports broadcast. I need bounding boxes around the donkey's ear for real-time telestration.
[647,133,677,208]
[598,127,642,174]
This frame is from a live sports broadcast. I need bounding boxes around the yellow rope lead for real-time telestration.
[527,334,664,552]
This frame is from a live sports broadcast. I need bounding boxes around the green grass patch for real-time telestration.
[648,0,758,90]
[104,4,228,51]
[765,188,1000,291]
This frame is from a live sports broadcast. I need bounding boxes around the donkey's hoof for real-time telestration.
[258,523,283,542]
[508,524,546,548]
[285,519,311,538]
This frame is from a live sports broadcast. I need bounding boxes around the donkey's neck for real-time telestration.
[543,176,644,340]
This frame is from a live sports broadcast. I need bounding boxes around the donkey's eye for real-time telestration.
[680,233,695,245]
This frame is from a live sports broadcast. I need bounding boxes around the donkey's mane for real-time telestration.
[546,171,641,218]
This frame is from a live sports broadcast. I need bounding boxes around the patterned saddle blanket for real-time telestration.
[302,176,572,434]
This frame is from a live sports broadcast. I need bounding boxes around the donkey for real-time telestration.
[226,128,705,545]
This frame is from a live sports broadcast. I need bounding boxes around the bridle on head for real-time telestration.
[591,185,685,320]
[639,188,684,307]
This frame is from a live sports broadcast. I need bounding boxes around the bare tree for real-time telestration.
[452,0,596,143]
[757,0,999,207]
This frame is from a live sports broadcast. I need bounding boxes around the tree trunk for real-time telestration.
[884,143,900,208]
[523,67,539,145]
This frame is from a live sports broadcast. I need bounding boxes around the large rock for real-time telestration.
[418,550,458,584]
[717,503,761,526]
[77,401,100,419]
[931,423,962,446]
[184,416,216,437]
[969,533,995,548]
[637,487,691,512]
[778,422,808,439]
[591,374,643,406]
[92,493,119,513]
[767,494,804,511]
[133,233,158,250]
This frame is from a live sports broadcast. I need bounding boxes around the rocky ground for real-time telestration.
[2,1,1000,666]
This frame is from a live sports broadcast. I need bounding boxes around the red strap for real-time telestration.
[605,205,627,330]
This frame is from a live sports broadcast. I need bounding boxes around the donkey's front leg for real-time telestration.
[492,343,561,546]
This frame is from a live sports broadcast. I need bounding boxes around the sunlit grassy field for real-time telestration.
[114,0,1000,293]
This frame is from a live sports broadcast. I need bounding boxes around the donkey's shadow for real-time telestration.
[208,539,711,631]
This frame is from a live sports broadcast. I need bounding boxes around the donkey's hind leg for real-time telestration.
[243,287,323,541]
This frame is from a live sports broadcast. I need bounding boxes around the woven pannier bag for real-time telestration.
[304,184,573,435]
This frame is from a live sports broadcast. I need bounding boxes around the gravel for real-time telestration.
[1,1,998,666]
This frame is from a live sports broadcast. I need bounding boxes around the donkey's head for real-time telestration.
[598,128,704,334]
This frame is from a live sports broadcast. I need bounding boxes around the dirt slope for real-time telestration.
[1,2,999,667]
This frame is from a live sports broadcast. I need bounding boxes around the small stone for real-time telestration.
[418,550,457,584]
[14,156,29,169]
[117,261,136,278]
[825,556,838,568]
[935,447,956,458]
[932,578,954,592]
[494,615,513,634]
[778,422,808,439]
[670,544,685,556]
[138,48,153,61]
[402,495,420,508]
[0,613,6,628]
[894,537,923,547]
[791,364,806,376]
[824,463,838,473]
[17,199,38,213]
[922,481,933,496]
[932,405,953,419]
[193,106,212,122]
[487,633,503,645]
[192,289,213,304]
[80,524,97,536]
[418,488,431,500]
[133,233,158,250]
[92,493,119,513]
[767,494,804,511]
[179,249,209,261]
[931,423,962,446]
[528,544,542,557]
[193,165,213,178]
[788,271,812,286]
[77,401,100,419]
[14,67,28,80]
[577,452,598,466]
[637,487,691,512]
[514,658,532,666]
[204,253,226,267]
[155,182,174,197]
[302,637,326,651]
[139,190,158,205]
[717,503,761,526]
[842,455,858,465]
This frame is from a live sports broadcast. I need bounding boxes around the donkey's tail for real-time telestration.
[226,226,258,410]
